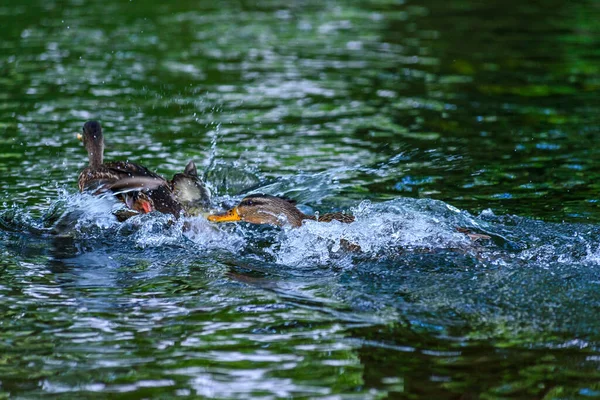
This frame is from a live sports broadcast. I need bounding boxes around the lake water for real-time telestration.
[1,0,600,398]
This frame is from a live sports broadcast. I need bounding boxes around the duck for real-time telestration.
[207,193,354,227]
[171,160,211,216]
[207,193,491,244]
[77,120,210,218]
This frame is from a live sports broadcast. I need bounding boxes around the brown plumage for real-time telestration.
[207,194,490,256]
[207,194,488,247]
[77,120,209,218]
[207,193,354,227]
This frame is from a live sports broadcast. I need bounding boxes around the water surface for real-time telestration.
[1,0,600,398]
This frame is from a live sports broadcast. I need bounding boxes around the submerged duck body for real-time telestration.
[207,194,490,247]
[77,120,209,217]
[207,193,354,227]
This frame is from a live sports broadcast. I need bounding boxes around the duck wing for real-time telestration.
[107,176,166,195]
[104,161,166,181]
[105,161,183,216]
[78,161,166,193]
[78,166,120,193]
[78,161,183,217]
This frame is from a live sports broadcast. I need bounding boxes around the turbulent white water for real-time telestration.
[5,184,600,338]
[4,188,600,267]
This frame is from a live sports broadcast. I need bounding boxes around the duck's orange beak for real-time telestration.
[76,133,83,141]
[207,207,241,223]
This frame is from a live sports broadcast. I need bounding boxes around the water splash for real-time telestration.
[184,216,247,253]
[5,189,600,276]
[204,121,220,177]
[255,166,357,205]
[5,186,600,340]
[268,198,483,267]
[0,189,250,254]
[204,160,263,196]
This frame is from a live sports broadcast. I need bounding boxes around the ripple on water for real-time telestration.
[5,184,600,397]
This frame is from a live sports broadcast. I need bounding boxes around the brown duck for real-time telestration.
[77,120,210,218]
[207,193,354,227]
[207,194,490,243]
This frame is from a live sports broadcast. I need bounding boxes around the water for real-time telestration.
[1,0,600,398]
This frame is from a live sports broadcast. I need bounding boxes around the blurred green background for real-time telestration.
[1,0,599,220]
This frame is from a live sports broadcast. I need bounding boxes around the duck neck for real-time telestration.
[280,209,311,227]
[87,143,104,168]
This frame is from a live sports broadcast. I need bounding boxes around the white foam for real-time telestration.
[270,198,473,267]
[184,217,246,253]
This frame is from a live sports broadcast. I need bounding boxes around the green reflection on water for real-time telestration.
[1,0,600,398]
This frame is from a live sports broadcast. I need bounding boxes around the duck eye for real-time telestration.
[246,200,254,206]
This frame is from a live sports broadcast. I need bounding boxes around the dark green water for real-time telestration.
[1,0,600,398]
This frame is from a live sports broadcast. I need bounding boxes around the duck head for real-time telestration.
[172,160,211,215]
[208,194,306,227]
